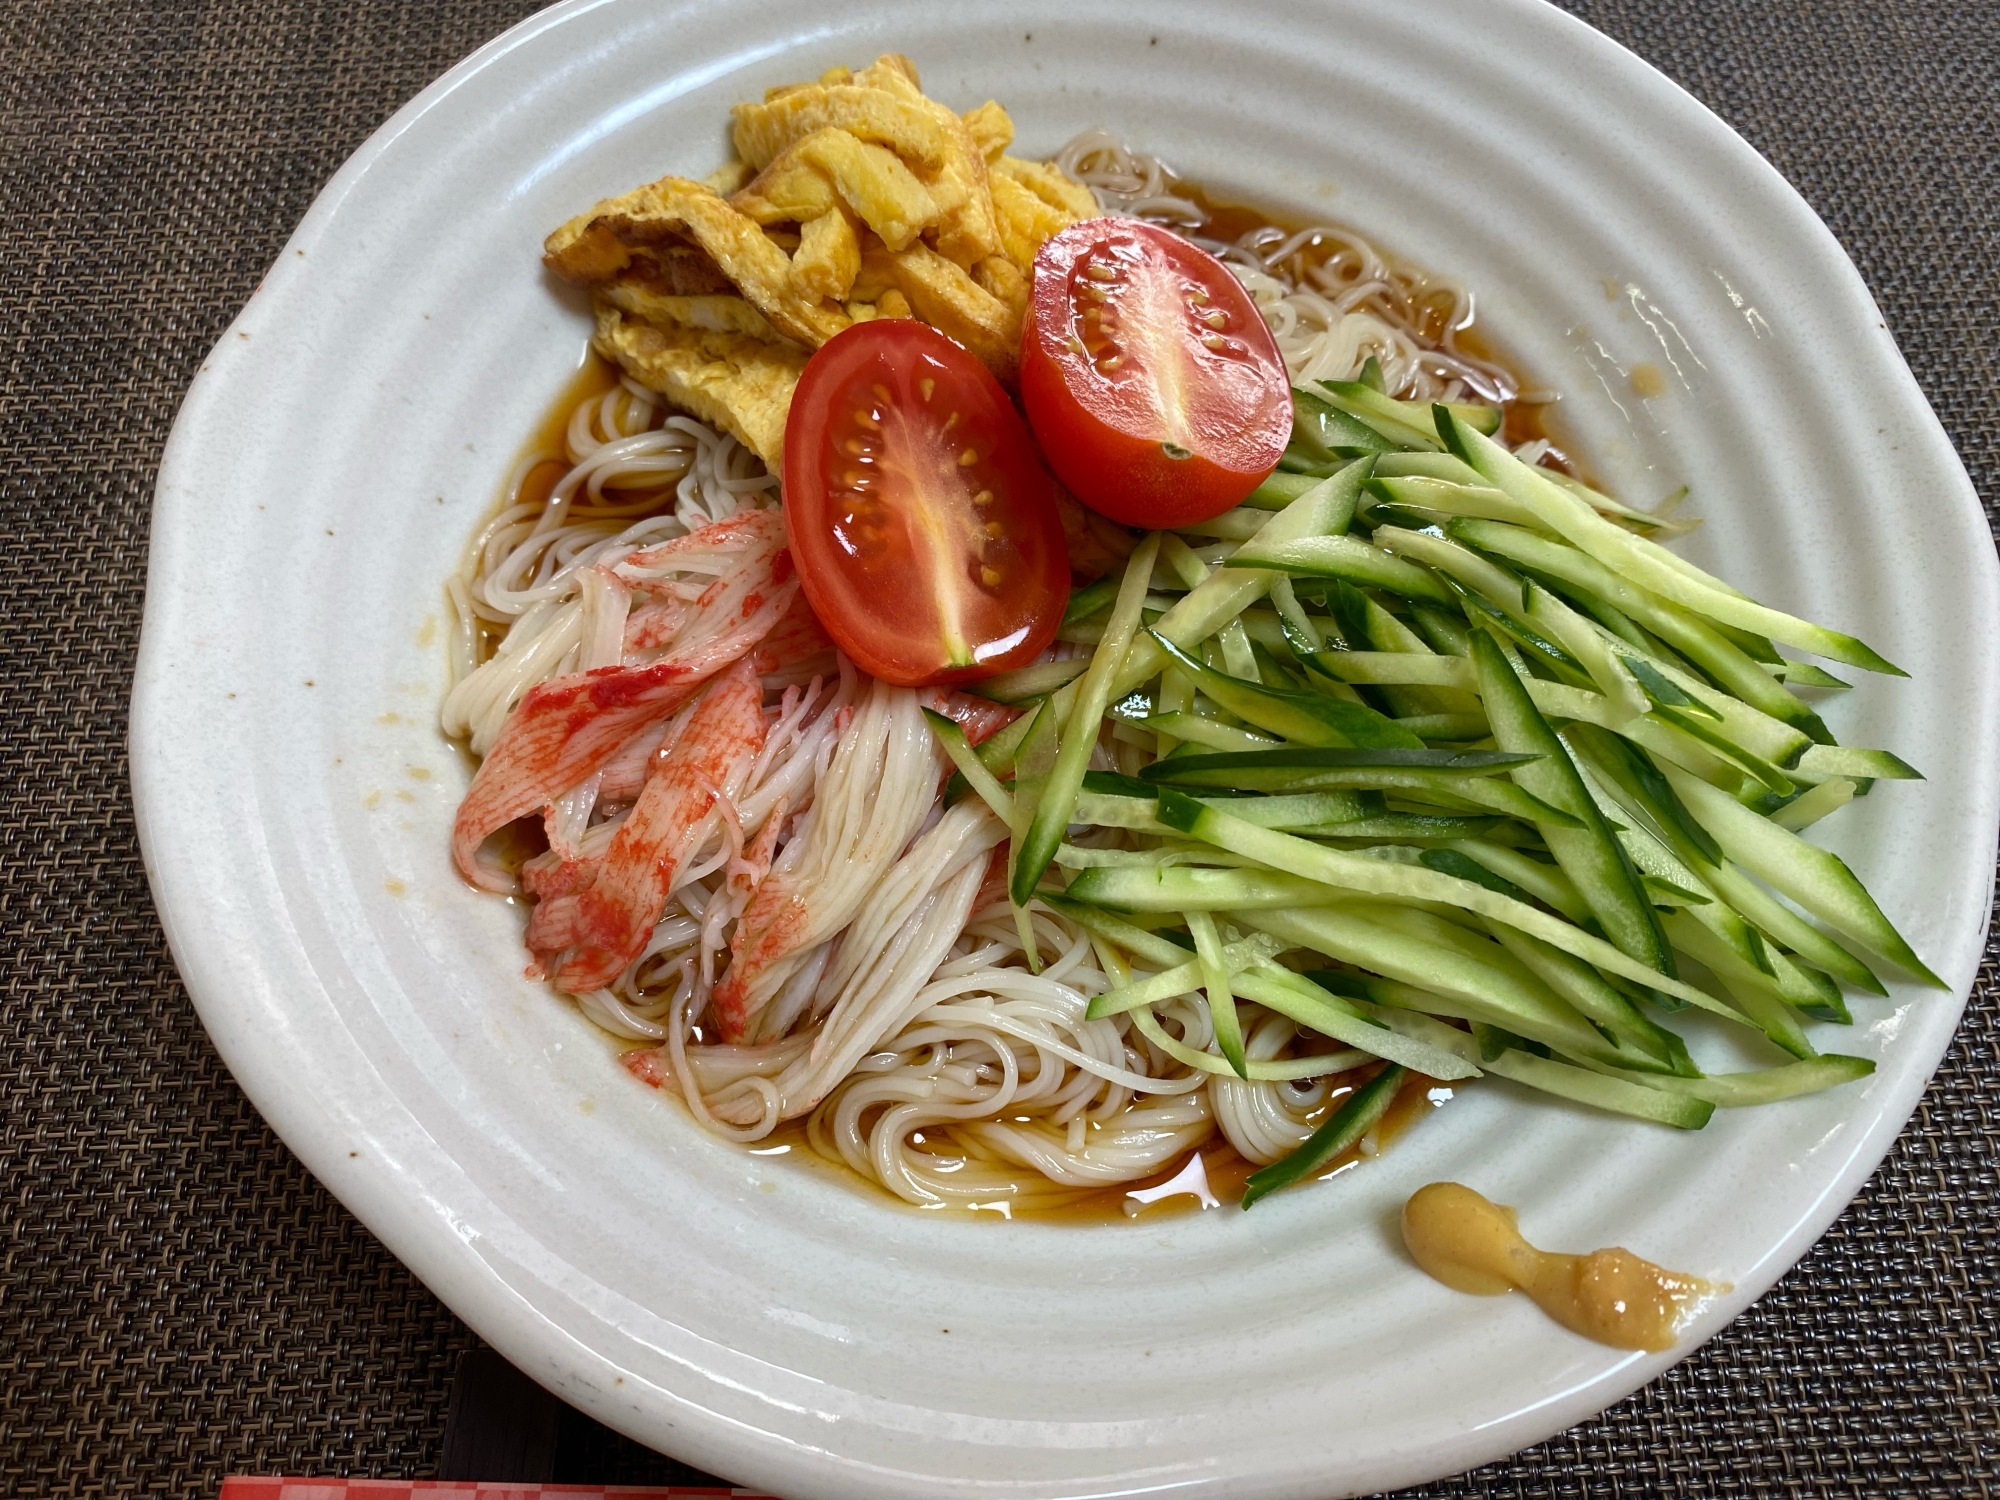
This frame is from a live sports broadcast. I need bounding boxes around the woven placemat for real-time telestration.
[0,1,1991,1495]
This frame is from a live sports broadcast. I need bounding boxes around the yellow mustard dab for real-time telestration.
[1402,1182,1728,1352]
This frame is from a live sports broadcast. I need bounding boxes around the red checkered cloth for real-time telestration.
[220,1483,776,1499]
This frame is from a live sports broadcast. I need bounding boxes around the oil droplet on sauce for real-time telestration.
[1402,1182,1726,1352]
[1629,361,1668,398]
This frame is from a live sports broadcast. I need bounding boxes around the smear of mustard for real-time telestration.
[1401,1182,1727,1352]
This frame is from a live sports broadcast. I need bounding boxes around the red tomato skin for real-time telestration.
[784,319,1069,689]
[1021,218,1291,528]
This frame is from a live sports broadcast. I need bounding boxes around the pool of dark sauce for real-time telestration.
[503,182,1562,1221]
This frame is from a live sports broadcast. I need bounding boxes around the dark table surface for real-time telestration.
[2,1,1994,1495]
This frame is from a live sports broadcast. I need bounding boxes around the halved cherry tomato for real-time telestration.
[784,319,1069,687]
[1020,218,1291,528]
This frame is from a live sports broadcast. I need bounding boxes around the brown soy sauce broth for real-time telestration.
[647,1063,1459,1225]
[500,181,1556,1223]
[470,354,633,671]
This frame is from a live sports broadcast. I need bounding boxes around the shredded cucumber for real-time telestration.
[961,385,1931,1205]
[1240,1063,1408,1209]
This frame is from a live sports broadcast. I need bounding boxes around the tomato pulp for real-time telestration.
[1020,218,1291,528]
[783,320,1069,687]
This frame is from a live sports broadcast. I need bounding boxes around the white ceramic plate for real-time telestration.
[134,2,2000,1496]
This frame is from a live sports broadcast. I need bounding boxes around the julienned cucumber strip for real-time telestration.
[1062,576,1118,625]
[1770,948,1851,1023]
[1127,1006,1366,1080]
[1323,931,1677,1071]
[1448,517,1831,737]
[1244,471,1322,509]
[1316,955,1681,1076]
[1375,525,1650,722]
[1771,776,1857,832]
[1470,628,1677,976]
[1187,909,1249,1076]
[974,701,1040,776]
[1052,844,1261,871]
[1649,704,1797,795]
[1365,475,1536,528]
[1232,966,1482,1079]
[1130,712,1280,753]
[1318,380,1504,440]
[1087,931,1284,1019]
[1266,911,1566,1024]
[1040,894,1194,971]
[1419,848,1527,901]
[1148,631,1425,750]
[1568,728,1890,996]
[1307,652,1756,791]
[1620,654,1719,719]
[1071,792,1171,833]
[1007,690,1061,971]
[1304,651,1476,689]
[1482,1048,1714,1128]
[1436,408,1906,675]
[1447,839,1591,923]
[1012,535,1163,906]
[922,710,1015,825]
[1304,384,1439,450]
[1228,533,1456,604]
[1311,816,1506,843]
[1658,911,1816,1058]
[1541,469,1703,538]
[1165,797,1726,1008]
[1139,747,1537,778]
[1058,897,1482,1080]
[1661,763,1944,987]
[1240,1063,1408,1208]
[1596,631,1814,767]
[970,656,1087,704]
[1072,784,1382,835]
[1138,749,1578,825]
[1107,459,1371,701]
[1480,919,1690,1071]
[1795,744,1922,782]
[1774,661,1851,690]
[1615,1052,1875,1106]
[1065,865,1344,912]
[1292,388,1402,459]
[1564,723,1723,865]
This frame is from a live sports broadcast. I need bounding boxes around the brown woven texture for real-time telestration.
[0,1,1992,1495]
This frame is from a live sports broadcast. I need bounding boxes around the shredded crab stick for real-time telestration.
[451,510,797,889]
[524,657,767,992]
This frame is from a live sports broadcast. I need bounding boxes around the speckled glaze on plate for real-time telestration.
[132,1,2000,1495]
